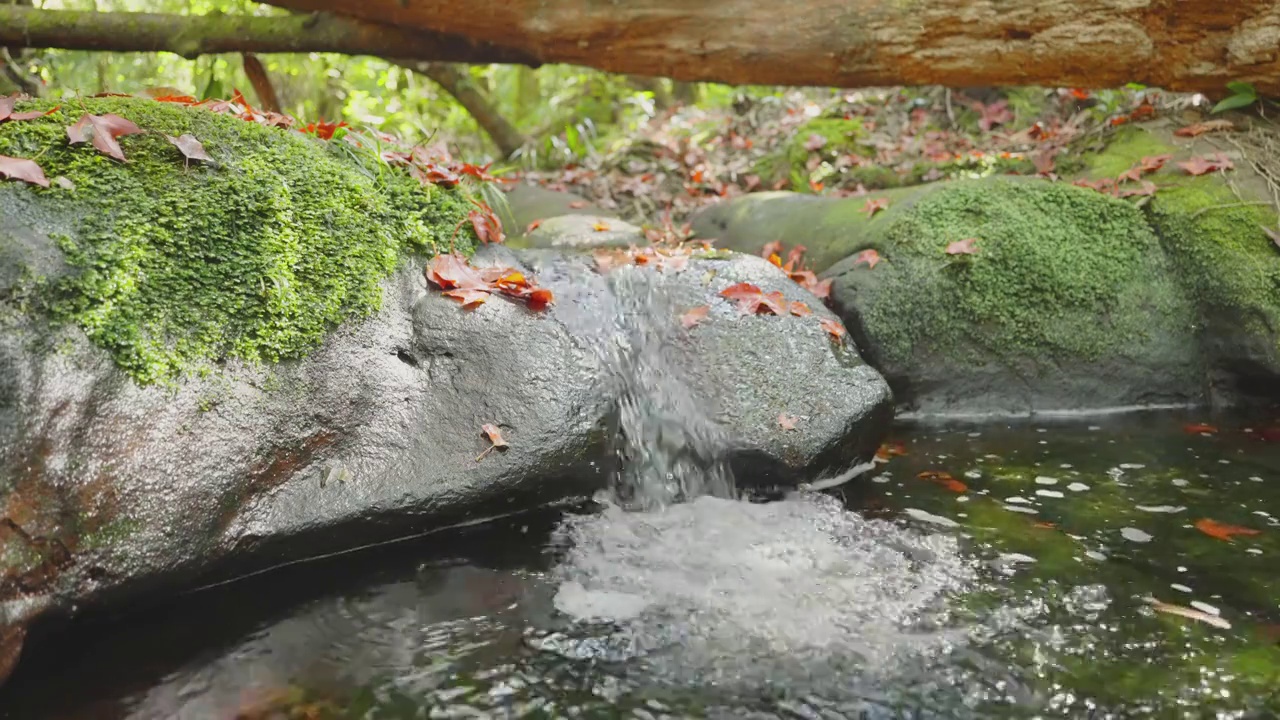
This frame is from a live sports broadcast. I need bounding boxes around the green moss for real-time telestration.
[855,179,1190,366]
[0,97,474,384]
[756,117,871,190]
[1148,178,1280,357]
[1078,127,1178,179]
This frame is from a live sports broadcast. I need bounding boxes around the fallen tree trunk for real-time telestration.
[257,0,1280,95]
[0,5,535,65]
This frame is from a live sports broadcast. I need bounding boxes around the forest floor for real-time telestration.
[513,85,1267,227]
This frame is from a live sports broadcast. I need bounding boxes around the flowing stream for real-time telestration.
[2,269,1279,718]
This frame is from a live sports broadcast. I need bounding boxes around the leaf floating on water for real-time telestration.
[680,305,710,329]
[1148,598,1232,629]
[875,441,907,462]
[918,470,968,493]
[1194,518,1260,542]
[1183,423,1217,435]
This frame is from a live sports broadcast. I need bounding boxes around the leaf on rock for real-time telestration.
[680,305,710,329]
[1118,181,1158,198]
[1173,119,1235,138]
[1139,154,1173,173]
[1,100,59,122]
[165,134,212,164]
[0,154,50,188]
[851,248,882,269]
[1117,166,1144,184]
[592,221,611,232]
[767,252,783,268]
[720,282,764,303]
[442,287,489,307]
[789,301,812,317]
[425,253,489,292]
[525,287,554,309]
[476,423,509,461]
[946,238,979,255]
[465,199,505,244]
[761,240,784,259]
[819,317,847,341]
[862,197,889,217]
[67,113,143,162]
[568,200,588,209]
[1194,518,1260,542]
[1178,154,1234,176]
[777,413,799,431]
[526,219,542,233]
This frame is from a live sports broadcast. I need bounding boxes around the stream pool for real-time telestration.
[2,410,1278,719]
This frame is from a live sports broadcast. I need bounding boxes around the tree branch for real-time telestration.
[391,60,528,158]
[0,5,537,65]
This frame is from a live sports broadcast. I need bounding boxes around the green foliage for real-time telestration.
[1213,81,1259,114]
[0,96,473,384]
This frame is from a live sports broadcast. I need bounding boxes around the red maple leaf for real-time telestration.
[862,197,889,217]
[301,120,348,140]
[680,305,710,329]
[789,301,812,317]
[165,134,212,164]
[1139,154,1173,173]
[1174,120,1234,138]
[819,317,847,340]
[459,198,505,245]
[851,249,882,269]
[1178,154,1234,176]
[1118,181,1158,198]
[918,470,968,493]
[66,113,143,162]
[0,154,50,187]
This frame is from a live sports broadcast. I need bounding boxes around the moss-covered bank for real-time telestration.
[0,97,474,384]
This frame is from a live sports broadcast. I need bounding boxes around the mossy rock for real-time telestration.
[701,178,1201,414]
[1073,124,1280,400]
[689,187,926,272]
[0,96,474,385]
[753,117,873,190]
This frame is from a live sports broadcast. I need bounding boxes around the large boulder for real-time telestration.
[0,97,892,680]
[696,178,1218,415]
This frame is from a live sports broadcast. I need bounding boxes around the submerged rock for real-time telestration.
[0,100,891,679]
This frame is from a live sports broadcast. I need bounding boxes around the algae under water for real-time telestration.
[2,412,1279,719]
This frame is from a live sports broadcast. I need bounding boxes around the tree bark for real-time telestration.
[257,0,1280,95]
[393,60,528,158]
[242,53,282,114]
[0,5,536,65]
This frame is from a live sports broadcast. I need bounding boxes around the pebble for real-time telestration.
[1067,482,1090,492]
[1036,489,1065,498]
[1121,527,1153,543]
[1005,496,1032,504]
[1171,478,1190,487]
[1085,550,1107,561]
[1171,583,1193,593]
[1135,505,1186,513]
[1190,601,1221,616]
[1035,476,1059,485]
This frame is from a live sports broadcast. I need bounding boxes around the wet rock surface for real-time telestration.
[0,234,891,676]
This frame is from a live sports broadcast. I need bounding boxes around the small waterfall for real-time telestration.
[596,265,735,509]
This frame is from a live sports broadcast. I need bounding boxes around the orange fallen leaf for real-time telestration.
[851,249,881,270]
[789,301,812,317]
[1183,423,1218,435]
[918,470,968,493]
[1174,119,1235,138]
[1139,154,1173,173]
[767,253,783,268]
[592,221,611,232]
[862,197,889,217]
[1033,522,1057,529]
[680,305,710,329]
[819,317,846,341]
[1178,154,1234,176]
[442,287,489,307]
[568,200,588,209]
[66,113,143,162]
[875,441,907,461]
[1195,518,1260,542]
[778,413,799,431]
[476,423,509,461]
[526,219,542,233]
[761,240,784,259]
